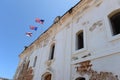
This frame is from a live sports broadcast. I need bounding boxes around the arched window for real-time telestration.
[75,77,85,80]
[33,56,37,67]
[49,44,55,60]
[76,30,84,50]
[44,74,51,80]
[42,72,52,80]
[109,9,120,36]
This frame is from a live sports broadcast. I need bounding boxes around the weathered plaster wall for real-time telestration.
[14,0,120,80]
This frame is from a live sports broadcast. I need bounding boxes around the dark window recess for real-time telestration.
[110,12,120,35]
[44,74,52,80]
[75,77,85,80]
[49,45,55,60]
[77,31,84,50]
[33,56,37,67]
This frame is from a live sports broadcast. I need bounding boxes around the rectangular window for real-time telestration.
[76,31,84,50]
[49,44,55,60]
[33,56,37,67]
[110,12,120,36]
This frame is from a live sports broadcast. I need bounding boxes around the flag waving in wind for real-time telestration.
[29,25,38,31]
[35,18,44,24]
[26,32,32,37]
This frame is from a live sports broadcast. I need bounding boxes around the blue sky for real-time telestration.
[0,0,79,79]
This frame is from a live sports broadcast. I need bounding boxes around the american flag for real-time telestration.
[35,18,44,24]
[29,26,38,31]
[26,32,32,37]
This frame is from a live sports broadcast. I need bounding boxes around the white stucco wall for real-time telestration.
[15,0,120,80]
[71,0,120,80]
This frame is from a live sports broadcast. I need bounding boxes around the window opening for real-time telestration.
[109,12,120,35]
[33,56,37,67]
[44,74,51,80]
[76,31,84,50]
[75,77,85,80]
[49,44,55,60]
